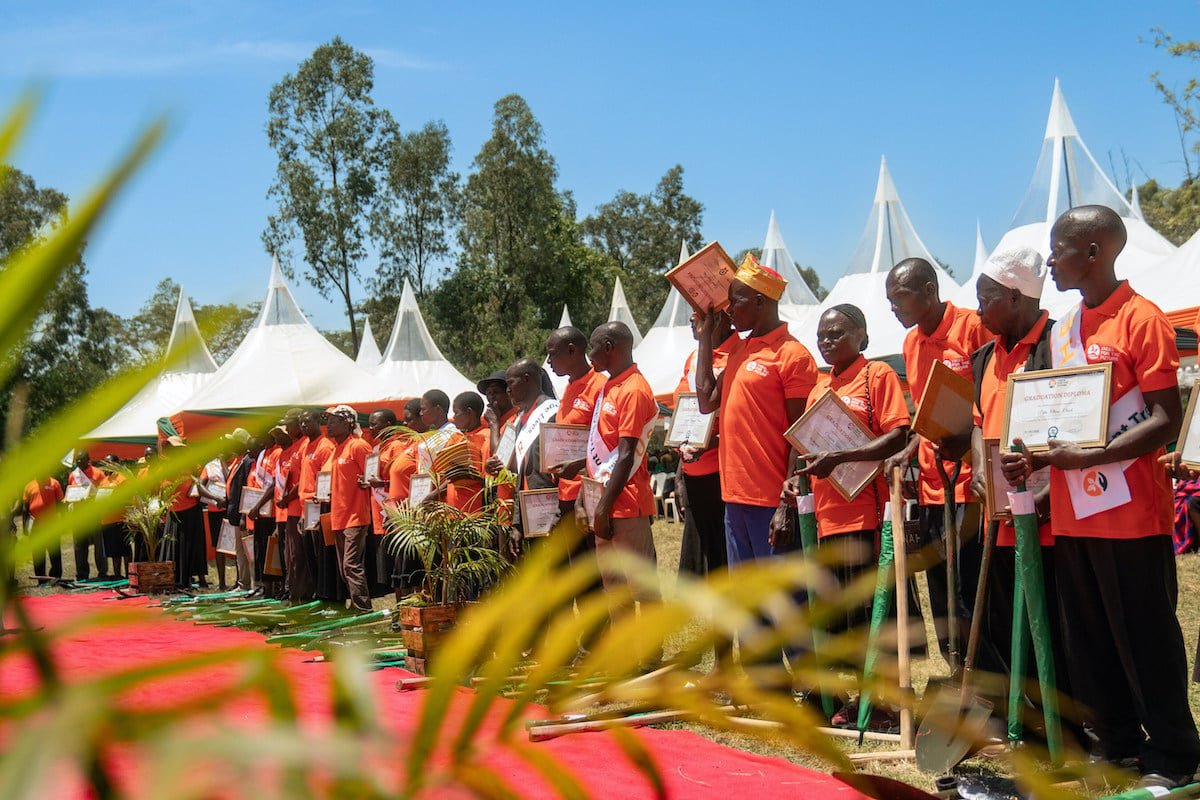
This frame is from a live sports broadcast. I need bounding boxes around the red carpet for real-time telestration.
[1,593,866,799]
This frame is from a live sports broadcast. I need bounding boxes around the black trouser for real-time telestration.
[73,523,106,580]
[31,521,63,580]
[678,471,727,578]
[1055,535,1200,776]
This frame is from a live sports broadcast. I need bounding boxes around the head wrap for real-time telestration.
[324,404,360,434]
[733,254,786,301]
[829,303,869,352]
[981,247,1046,299]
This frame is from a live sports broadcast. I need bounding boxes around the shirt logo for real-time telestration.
[942,357,971,372]
[1083,470,1108,497]
[572,398,592,412]
[602,401,618,415]
[1086,343,1119,362]
[744,360,769,377]
[842,395,868,413]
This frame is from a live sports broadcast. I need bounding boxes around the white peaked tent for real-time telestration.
[987,80,1176,317]
[86,288,219,445]
[1129,228,1200,321]
[812,156,959,358]
[375,279,476,399]
[607,276,643,348]
[355,318,382,367]
[181,257,387,412]
[545,304,573,397]
[633,241,697,398]
[762,211,824,339]
[950,221,992,310]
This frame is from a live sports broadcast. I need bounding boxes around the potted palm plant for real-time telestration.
[120,468,187,594]
[384,446,513,672]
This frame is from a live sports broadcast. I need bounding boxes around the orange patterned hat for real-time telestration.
[733,254,786,301]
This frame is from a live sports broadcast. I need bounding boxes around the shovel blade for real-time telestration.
[916,686,996,774]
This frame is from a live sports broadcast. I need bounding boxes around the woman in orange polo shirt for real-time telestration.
[797,304,910,636]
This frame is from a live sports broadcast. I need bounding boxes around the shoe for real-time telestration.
[1137,773,1195,791]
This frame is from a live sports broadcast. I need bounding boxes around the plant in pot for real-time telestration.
[117,466,188,594]
[384,440,514,672]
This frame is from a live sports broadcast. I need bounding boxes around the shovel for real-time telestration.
[916,457,996,774]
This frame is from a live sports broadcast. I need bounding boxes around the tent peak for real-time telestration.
[163,287,218,374]
[356,318,382,366]
[557,304,572,328]
[607,276,643,346]
[874,155,900,205]
[764,209,786,251]
[256,256,310,328]
[382,278,450,364]
[1044,78,1079,141]
[678,239,690,265]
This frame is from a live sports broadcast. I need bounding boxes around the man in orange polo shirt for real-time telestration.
[449,392,490,514]
[586,321,660,616]
[67,450,107,581]
[885,256,989,657]
[325,404,374,612]
[694,255,818,566]
[1003,206,1200,788]
[387,399,427,598]
[23,474,63,585]
[297,409,333,602]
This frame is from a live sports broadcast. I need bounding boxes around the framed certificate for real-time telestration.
[364,453,380,482]
[304,501,322,531]
[409,473,434,505]
[264,535,283,576]
[519,488,560,538]
[315,472,332,502]
[1001,364,1112,453]
[982,438,1052,522]
[494,425,517,467]
[665,241,737,314]
[913,359,975,443]
[784,389,881,502]
[540,423,589,468]
[95,487,113,501]
[216,520,239,555]
[239,486,274,517]
[206,482,227,500]
[64,485,90,503]
[1176,382,1200,469]
[578,477,605,531]
[665,393,715,448]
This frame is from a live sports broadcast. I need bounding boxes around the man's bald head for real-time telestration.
[507,357,542,381]
[1052,205,1127,263]
[594,321,634,351]
[887,258,939,293]
[588,321,635,375]
[548,326,587,351]
[885,258,941,330]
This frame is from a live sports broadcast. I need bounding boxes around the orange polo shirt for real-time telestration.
[388,440,420,504]
[99,473,126,525]
[719,323,819,507]
[674,340,733,478]
[448,424,490,514]
[972,312,1053,547]
[273,440,302,521]
[810,356,910,538]
[902,301,988,506]
[299,436,334,504]
[24,478,62,519]
[69,465,103,490]
[369,438,403,535]
[1048,282,1178,539]
[556,368,607,502]
[590,364,657,518]
[328,436,373,530]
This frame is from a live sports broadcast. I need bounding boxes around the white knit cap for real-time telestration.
[981,247,1046,299]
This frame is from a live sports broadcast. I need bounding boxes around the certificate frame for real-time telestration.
[216,520,239,555]
[315,472,332,502]
[494,425,517,468]
[665,393,715,448]
[784,388,881,502]
[912,359,975,442]
[982,438,1052,522]
[1176,382,1200,470]
[409,473,434,505]
[1001,363,1112,453]
[578,477,605,531]
[364,453,380,482]
[239,486,274,517]
[64,485,90,503]
[518,488,560,538]
[665,241,737,314]
[303,500,322,531]
[539,423,589,468]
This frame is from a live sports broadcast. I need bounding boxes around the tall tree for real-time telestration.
[1136,177,1200,245]
[1146,27,1200,180]
[431,95,611,376]
[263,36,387,353]
[371,120,461,299]
[580,165,704,330]
[0,166,126,435]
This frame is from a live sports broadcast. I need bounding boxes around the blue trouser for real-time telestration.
[724,502,800,564]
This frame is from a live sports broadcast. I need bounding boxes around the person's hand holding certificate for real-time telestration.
[1001,364,1112,453]
[665,241,737,314]
[784,389,881,501]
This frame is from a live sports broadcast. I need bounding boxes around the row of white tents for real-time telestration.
[85,80,1200,447]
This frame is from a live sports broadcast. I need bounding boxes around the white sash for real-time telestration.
[255,450,269,488]
[417,422,457,473]
[370,443,389,509]
[515,398,559,473]
[1050,305,1147,519]
[70,467,93,488]
[202,458,225,506]
[585,387,652,484]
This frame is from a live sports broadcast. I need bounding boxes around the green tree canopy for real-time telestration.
[581,165,704,330]
[263,36,388,354]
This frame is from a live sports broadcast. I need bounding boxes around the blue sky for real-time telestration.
[2,1,1198,332]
